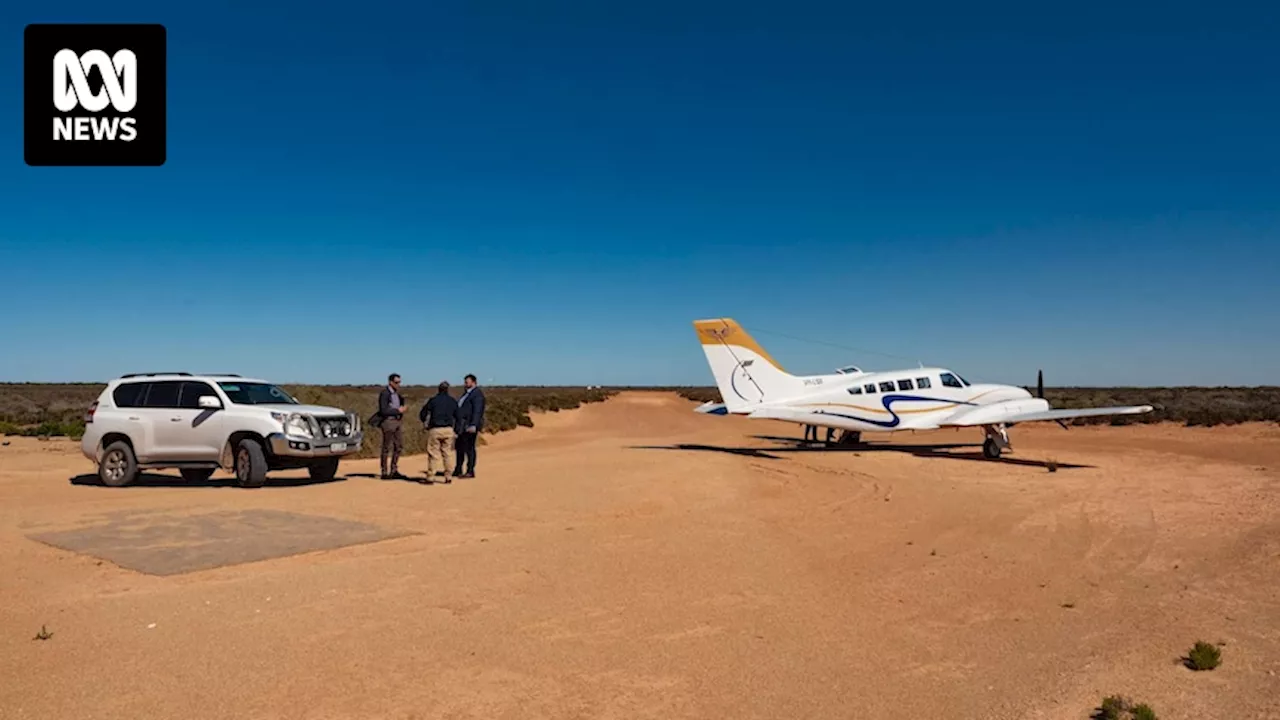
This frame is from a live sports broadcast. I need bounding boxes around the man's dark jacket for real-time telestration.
[419,392,459,429]
[378,386,405,419]
[457,386,486,432]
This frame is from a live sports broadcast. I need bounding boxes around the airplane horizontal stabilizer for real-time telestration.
[694,401,729,415]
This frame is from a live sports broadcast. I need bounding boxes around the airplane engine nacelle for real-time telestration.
[946,398,1050,426]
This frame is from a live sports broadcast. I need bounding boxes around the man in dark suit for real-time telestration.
[377,373,407,479]
[453,373,485,478]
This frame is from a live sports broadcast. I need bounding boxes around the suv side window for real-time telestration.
[179,381,219,409]
[142,381,183,408]
[112,382,149,408]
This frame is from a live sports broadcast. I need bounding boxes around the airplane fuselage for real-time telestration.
[738,366,1044,433]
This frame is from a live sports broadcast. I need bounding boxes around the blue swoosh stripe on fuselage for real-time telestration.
[811,393,976,429]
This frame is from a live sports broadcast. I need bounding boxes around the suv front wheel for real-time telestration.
[234,438,269,488]
[309,457,340,482]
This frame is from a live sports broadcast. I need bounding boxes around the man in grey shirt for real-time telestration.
[377,373,407,479]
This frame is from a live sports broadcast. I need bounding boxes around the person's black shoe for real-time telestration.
[460,472,475,479]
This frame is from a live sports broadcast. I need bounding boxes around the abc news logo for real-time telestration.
[24,24,166,166]
[54,49,139,142]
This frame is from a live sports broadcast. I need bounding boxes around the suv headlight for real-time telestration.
[273,412,314,438]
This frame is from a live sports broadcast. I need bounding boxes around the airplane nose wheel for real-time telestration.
[981,423,1010,459]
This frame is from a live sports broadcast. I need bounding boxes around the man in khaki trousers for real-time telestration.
[418,381,459,484]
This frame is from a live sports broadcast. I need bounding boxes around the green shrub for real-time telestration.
[1131,704,1158,720]
[1185,640,1221,671]
[1095,695,1157,720]
[1097,695,1128,720]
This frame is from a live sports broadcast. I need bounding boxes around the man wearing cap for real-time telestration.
[418,381,459,483]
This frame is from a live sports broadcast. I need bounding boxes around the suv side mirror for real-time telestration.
[198,396,222,409]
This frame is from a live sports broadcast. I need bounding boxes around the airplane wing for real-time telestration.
[940,404,1154,427]
[693,401,729,415]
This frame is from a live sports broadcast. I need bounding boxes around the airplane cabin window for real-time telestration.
[864,383,877,394]
[916,377,931,389]
[940,372,963,388]
[847,386,863,394]
[897,379,914,391]
[879,381,895,392]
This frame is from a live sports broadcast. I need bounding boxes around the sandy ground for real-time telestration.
[2,392,1278,719]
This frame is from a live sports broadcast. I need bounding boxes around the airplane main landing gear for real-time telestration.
[836,430,861,447]
[981,423,1010,459]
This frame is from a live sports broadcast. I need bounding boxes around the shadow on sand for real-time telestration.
[70,471,349,489]
[346,471,449,485]
[632,434,1093,470]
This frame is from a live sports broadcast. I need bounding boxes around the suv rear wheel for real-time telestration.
[234,438,269,488]
[100,441,138,487]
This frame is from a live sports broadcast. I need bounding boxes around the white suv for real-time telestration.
[80,373,364,487]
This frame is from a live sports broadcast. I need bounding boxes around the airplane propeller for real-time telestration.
[1036,368,1070,430]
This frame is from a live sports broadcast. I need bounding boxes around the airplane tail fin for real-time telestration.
[692,318,805,412]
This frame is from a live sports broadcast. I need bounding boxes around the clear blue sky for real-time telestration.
[2,1,1277,387]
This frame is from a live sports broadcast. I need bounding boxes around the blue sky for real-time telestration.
[2,1,1277,386]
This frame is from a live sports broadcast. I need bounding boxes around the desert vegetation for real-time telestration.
[1183,640,1222,671]
[674,386,1280,427]
[1094,695,1158,720]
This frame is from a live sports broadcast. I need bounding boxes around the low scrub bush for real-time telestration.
[1184,640,1221,671]
[1095,695,1157,720]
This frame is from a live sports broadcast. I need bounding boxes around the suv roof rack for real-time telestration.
[120,372,193,378]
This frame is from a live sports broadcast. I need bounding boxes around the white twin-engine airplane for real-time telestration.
[692,318,1154,459]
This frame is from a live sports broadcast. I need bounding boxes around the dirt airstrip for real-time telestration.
[1,392,1278,719]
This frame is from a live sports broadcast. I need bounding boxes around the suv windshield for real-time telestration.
[218,382,299,405]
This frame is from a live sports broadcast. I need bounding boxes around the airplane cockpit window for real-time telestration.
[864,383,877,394]
[940,372,963,388]
[897,379,914,391]
[836,366,861,374]
[957,375,971,386]
[878,381,895,392]
[916,377,932,389]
